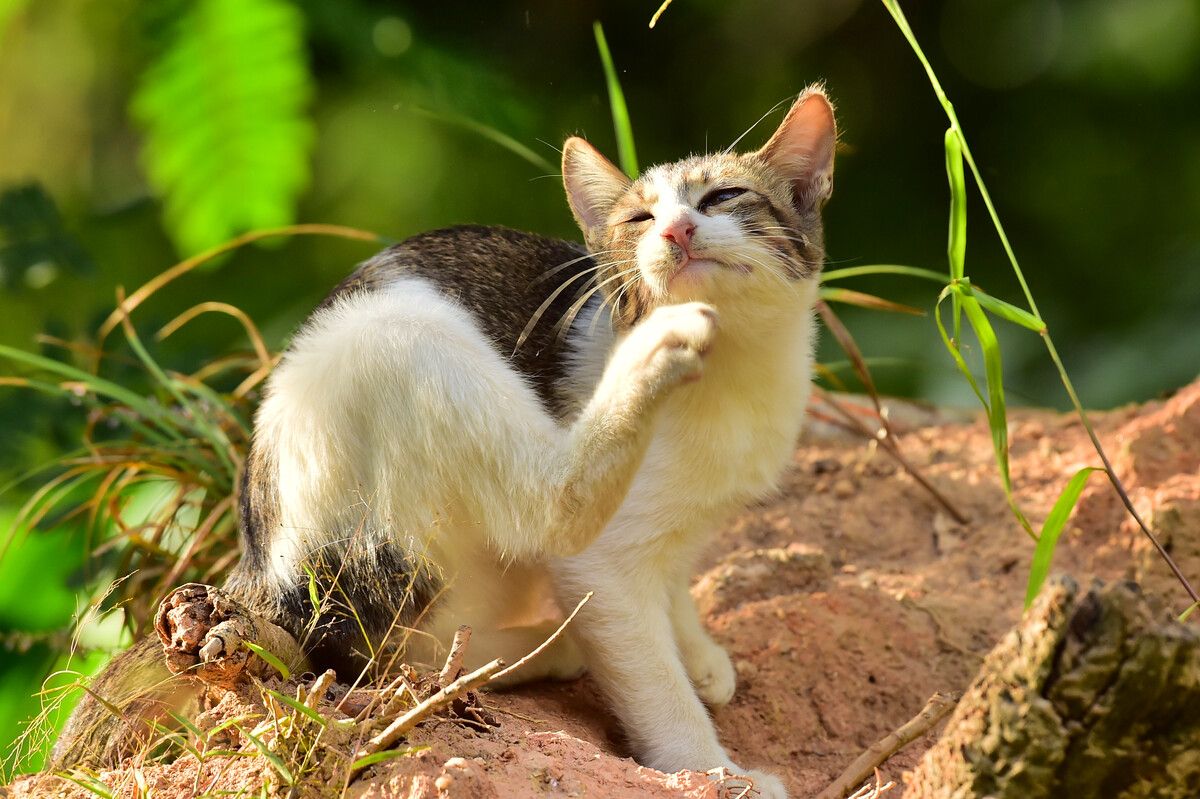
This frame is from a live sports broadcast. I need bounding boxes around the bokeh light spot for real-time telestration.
[373,16,413,58]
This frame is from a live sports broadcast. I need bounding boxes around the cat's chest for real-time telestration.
[638,349,812,511]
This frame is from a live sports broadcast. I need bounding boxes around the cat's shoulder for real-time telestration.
[317,225,589,310]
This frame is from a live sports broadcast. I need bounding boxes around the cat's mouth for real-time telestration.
[666,253,749,289]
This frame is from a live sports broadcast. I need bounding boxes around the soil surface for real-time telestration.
[11,379,1199,799]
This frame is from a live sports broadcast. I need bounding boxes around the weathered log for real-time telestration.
[903,576,1200,798]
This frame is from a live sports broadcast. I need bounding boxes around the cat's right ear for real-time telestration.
[755,86,837,214]
[562,137,632,237]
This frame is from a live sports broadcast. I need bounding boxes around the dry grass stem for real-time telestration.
[847,769,895,798]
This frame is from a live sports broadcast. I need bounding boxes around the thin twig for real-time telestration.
[374,672,416,720]
[351,592,592,777]
[812,388,969,525]
[352,658,505,774]
[438,626,472,685]
[814,692,957,799]
[491,591,592,683]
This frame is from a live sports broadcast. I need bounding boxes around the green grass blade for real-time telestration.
[243,641,291,680]
[55,772,114,799]
[169,710,204,739]
[959,291,1034,538]
[1025,467,1102,608]
[958,281,1046,333]
[351,745,431,771]
[264,689,327,728]
[934,287,986,407]
[936,288,1033,537]
[1181,602,1200,623]
[945,128,966,281]
[821,264,948,284]
[593,22,638,178]
[945,126,966,341]
[0,345,181,441]
[244,730,294,785]
[403,105,555,174]
[117,319,236,476]
[205,713,261,740]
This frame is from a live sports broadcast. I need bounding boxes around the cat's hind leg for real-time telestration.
[418,558,586,687]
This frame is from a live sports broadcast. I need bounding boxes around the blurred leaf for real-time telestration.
[0,184,94,291]
[131,0,314,256]
[1025,467,1102,608]
[0,0,30,41]
[593,22,638,178]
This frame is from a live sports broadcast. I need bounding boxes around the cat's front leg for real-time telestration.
[554,553,787,798]
[670,577,737,707]
[546,302,718,556]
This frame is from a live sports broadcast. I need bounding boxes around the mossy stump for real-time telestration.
[903,576,1200,798]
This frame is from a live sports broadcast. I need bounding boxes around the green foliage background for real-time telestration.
[1,0,1198,775]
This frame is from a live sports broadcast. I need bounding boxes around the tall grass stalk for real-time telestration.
[879,0,1198,607]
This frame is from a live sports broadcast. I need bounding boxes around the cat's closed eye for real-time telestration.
[697,187,749,212]
[622,211,654,224]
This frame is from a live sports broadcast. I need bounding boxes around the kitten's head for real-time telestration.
[562,85,836,328]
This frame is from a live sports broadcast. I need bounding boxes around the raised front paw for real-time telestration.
[627,302,719,395]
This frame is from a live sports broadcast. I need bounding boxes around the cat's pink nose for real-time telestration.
[662,219,696,250]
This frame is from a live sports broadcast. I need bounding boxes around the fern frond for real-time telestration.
[131,0,314,255]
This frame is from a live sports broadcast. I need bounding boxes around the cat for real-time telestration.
[54,86,836,798]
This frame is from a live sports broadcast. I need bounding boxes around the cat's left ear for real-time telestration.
[562,137,632,238]
[755,85,837,213]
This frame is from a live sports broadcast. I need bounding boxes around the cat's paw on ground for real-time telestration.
[686,636,737,706]
[711,766,788,799]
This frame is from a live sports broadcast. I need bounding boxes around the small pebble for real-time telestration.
[435,774,454,791]
[833,479,855,498]
[735,659,758,679]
